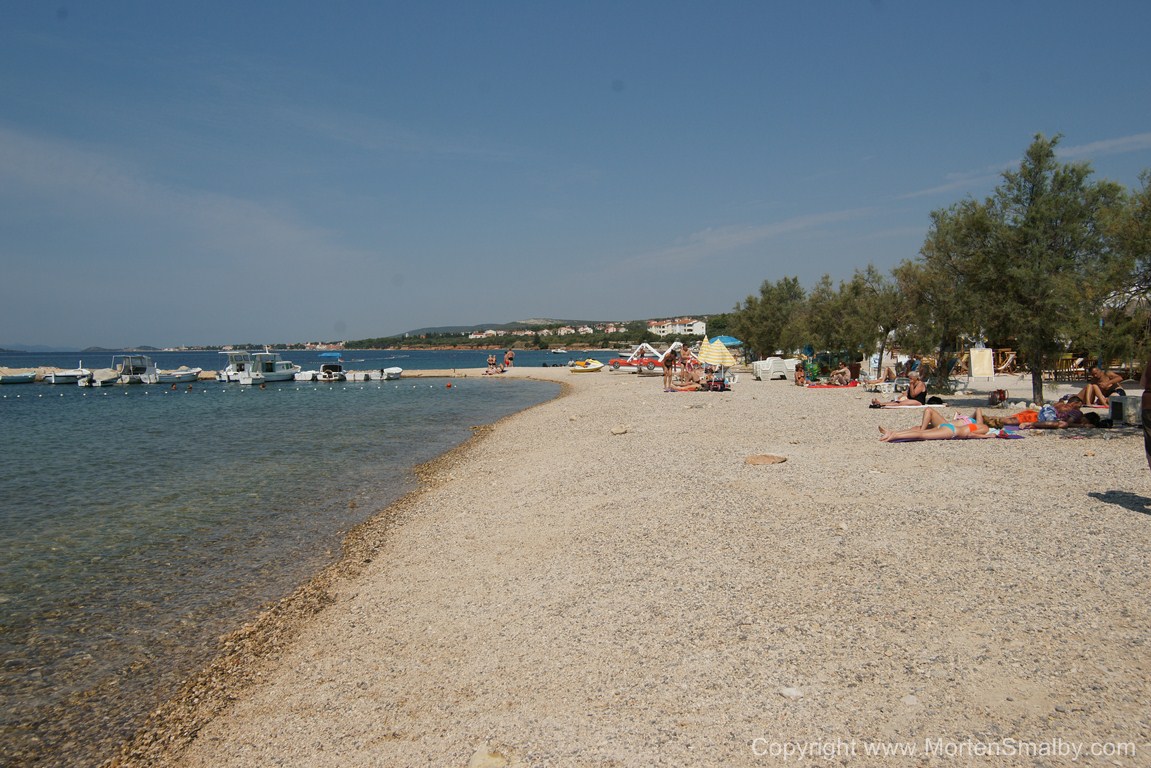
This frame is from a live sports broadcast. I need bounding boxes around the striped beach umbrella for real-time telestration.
[696,337,737,368]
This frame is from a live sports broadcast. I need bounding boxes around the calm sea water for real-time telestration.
[0,350,562,767]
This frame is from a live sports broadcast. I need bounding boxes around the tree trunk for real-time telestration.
[1030,365,1046,404]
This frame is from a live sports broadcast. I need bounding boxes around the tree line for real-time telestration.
[726,134,1151,403]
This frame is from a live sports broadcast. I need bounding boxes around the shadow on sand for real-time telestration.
[1089,490,1151,516]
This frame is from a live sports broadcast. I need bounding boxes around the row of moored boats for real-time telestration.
[0,352,403,387]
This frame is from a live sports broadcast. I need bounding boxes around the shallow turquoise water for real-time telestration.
[0,372,559,767]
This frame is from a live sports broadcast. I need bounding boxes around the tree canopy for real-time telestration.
[729,134,1151,402]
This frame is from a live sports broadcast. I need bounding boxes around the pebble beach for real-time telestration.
[109,367,1150,767]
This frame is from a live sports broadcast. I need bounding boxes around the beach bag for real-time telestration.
[1037,404,1058,423]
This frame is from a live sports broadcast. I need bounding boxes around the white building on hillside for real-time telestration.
[648,317,707,337]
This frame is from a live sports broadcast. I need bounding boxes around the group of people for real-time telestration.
[662,348,728,392]
[876,363,1133,442]
[483,350,516,375]
[793,361,854,387]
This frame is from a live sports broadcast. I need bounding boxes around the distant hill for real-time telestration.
[0,343,80,353]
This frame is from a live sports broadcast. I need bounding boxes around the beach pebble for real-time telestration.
[901,694,920,706]
[611,425,629,435]
[778,686,803,700]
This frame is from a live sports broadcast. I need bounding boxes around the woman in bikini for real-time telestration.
[879,407,993,442]
[871,370,927,407]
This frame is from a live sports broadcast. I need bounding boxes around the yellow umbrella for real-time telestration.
[695,337,737,367]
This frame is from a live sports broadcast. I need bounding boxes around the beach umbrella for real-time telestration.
[710,335,743,347]
[696,337,737,368]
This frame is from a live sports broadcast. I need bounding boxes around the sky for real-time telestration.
[2,2,1150,350]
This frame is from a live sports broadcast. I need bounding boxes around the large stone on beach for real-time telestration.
[746,454,787,465]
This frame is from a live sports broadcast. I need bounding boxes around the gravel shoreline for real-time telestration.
[108,369,1150,767]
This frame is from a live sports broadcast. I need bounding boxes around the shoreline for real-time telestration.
[104,369,572,768]
[109,368,1149,766]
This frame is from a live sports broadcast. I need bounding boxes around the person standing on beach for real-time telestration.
[1141,358,1151,472]
[662,348,678,390]
[504,349,515,369]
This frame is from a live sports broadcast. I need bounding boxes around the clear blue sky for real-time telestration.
[2,2,1150,349]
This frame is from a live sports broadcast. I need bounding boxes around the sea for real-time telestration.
[0,348,572,768]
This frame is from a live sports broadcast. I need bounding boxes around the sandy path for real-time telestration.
[115,369,1151,767]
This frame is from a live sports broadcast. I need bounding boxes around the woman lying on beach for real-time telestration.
[879,407,993,442]
[870,371,927,407]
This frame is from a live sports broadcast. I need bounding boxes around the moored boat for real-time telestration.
[157,366,203,384]
[345,367,404,382]
[44,364,91,384]
[0,368,37,384]
[251,350,300,382]
[317,362,345,383]
[80,368,120,387]
[112,355,159,385]
[217,351,254,382]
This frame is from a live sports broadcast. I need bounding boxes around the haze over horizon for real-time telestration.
[3,2,1150,349]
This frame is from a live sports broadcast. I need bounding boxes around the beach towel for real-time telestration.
[808,382,859,389]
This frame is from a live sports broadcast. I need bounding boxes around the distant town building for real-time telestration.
[648,317,706,337]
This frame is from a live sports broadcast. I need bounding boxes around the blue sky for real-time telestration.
[2,2,1150,349]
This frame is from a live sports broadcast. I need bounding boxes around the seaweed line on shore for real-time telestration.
[102,375,569,768]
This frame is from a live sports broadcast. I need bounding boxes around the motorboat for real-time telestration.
[44,364,91,384]
[317,362,345,383]
[157,366,203,384]
[217,351,254,382]
[250,350,300,382]
[0,368,37,384]
[294,370,318,382]
[384,366,403,380]
[569,359,604,373]
[113,355,159,385]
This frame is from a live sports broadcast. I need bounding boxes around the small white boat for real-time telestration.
[317,362,345,383]
[80,368,120,387]
[346,367,404,382]
[0,369,36,384]
[45,364,91,384]
[112,355,159,385]
[157,366,203,384]
[569,359,604,373]
[294,370,318,382]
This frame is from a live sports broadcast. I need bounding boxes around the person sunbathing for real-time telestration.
[829,363,851,386]
[871,371,926,407]
[879,407,993,442]
[1009,396,1098,429]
